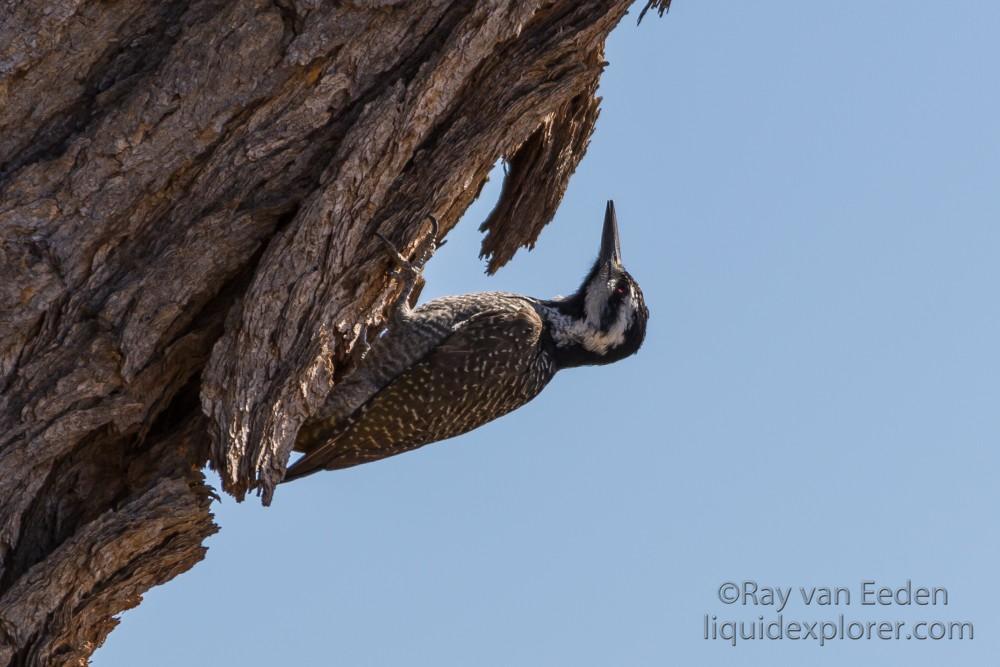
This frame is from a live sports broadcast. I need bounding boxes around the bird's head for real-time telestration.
[542,200,649,368]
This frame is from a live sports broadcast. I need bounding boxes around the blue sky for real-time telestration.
[97,2,1000,665]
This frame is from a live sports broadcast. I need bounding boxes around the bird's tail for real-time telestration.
[281,419,356,483]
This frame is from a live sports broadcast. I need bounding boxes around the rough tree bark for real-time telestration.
[0,0,668,664]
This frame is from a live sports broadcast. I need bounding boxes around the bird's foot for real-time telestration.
[375,214,443,316]
[354,322,372,361]
[374,214,443,274]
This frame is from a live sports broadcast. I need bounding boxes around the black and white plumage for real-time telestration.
[283,201,648,482]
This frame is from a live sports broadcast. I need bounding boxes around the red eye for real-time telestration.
[615,282,628,295]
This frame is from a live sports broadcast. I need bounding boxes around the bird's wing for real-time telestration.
[301,294,514,432]
[283,302,548,482]
[298,303,462,437]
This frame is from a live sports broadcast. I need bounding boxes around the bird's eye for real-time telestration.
[615,281,628,295]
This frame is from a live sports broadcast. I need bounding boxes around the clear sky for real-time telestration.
[96,2,1000,665]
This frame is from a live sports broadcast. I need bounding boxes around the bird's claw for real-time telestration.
[355,323,372,361]
[374,232,413,271]
[375,213,444,276]
[428,215,448,249]
[375,213,444,319]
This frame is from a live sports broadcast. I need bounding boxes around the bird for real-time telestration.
[282,200,648,482]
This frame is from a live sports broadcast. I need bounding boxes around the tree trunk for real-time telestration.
[0,0,667,664]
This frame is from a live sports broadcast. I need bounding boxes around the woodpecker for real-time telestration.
[283,201,648,481]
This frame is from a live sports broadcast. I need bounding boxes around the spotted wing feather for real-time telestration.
[284,301,553,481]
[301,293,525,430]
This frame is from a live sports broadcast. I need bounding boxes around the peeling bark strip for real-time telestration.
[0,0,668,663]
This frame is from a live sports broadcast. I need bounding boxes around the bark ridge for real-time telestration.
[0,1,666,663]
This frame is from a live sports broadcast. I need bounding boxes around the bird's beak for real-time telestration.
[599,200,623,267]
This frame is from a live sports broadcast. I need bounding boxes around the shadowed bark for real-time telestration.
[0,0,668,663]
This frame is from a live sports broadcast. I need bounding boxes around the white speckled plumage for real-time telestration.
[283,201,648,482]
